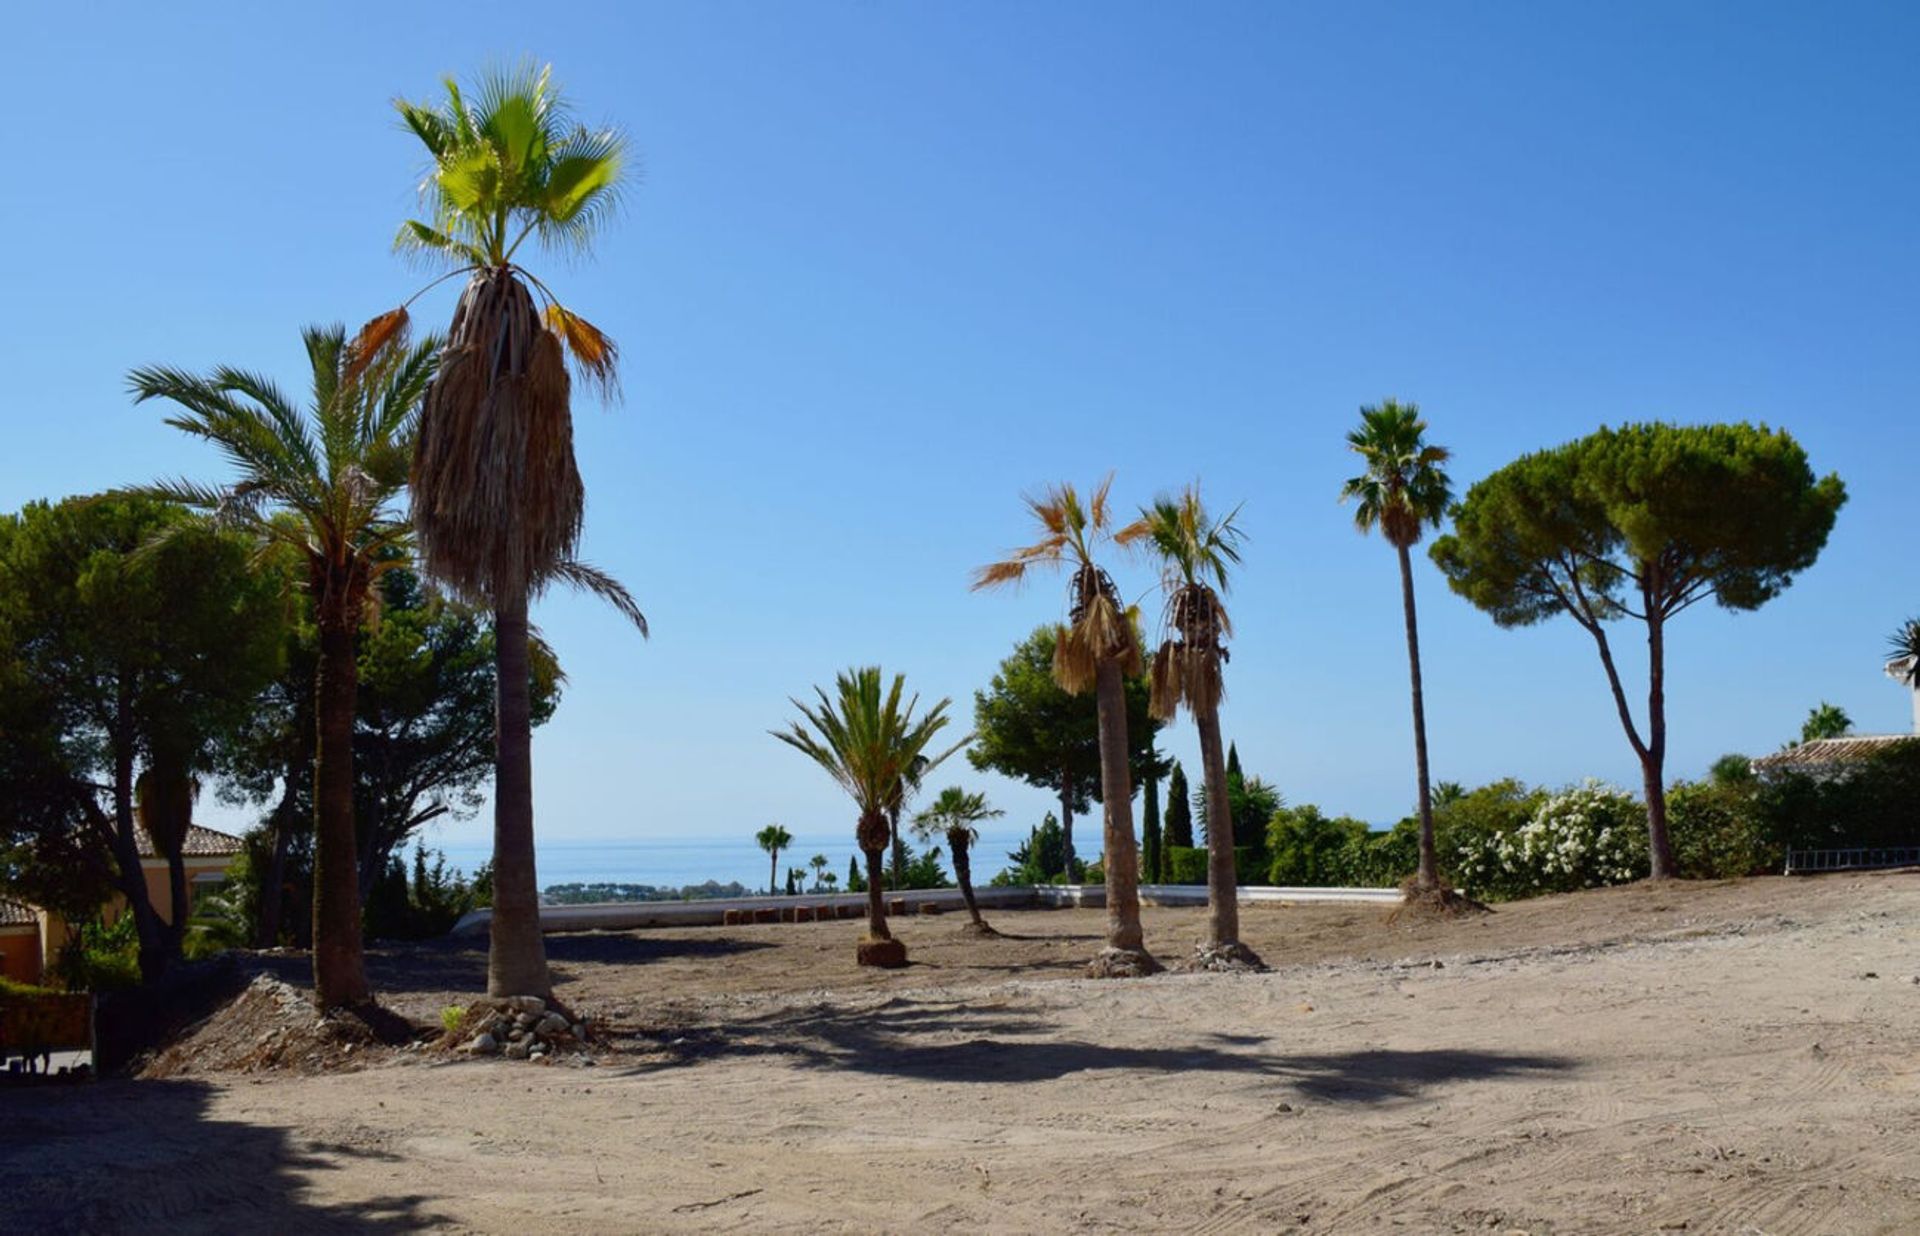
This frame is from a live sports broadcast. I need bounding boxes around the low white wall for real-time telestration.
[449,883,1399,936]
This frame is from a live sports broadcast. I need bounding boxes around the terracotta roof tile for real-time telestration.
[1751,734,1917,773]
[0,899,38,927]
[135,824,245,859]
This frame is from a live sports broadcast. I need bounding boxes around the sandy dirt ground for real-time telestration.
[5,873,1919,1233]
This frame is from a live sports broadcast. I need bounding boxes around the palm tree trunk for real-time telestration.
[889,808,904,890]
[1397,542,1439,890]
[488,589,551,999]
[312,608,370,1008]
[768,850,778,896]
[1094,659,1151,964]
[951,833,985,928]
[862,846,891,939]
[1196,704,1244,953]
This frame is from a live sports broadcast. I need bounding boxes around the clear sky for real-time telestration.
[6,2,1916,862]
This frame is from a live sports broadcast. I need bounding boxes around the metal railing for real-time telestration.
[1784,846,1920,875]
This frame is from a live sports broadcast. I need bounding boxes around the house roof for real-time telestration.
[0,899,39,927]
[1751,734,1917,774]
[135,824,245,860]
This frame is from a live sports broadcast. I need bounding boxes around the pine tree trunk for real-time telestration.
[1196,705,1241,950]
[256,777,296,948]
[1644,610,1676,879]
[312,607,370,1008]
[1094,659,1149,959]
[1397,541,1440,889]
[1058,779,1075,881]
[108,692,170,984]
[487,590,550,999]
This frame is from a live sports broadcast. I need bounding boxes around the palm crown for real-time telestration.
[1340,399,1453,549]
[773,668,955,826]
[127,325,438,595]
[973,475,1141,694]
[1888,618,1920,687]
[911,787,1004,847]
[1122,486,1245,720]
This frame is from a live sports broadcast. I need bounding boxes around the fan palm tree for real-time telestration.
[127,324,436,1008]
[1121,485,1261,969]
[1887,618,1920,687]
[360,63,647,1000]
[912,787,1004,935]
[773,668,953,967]
[756,824,793,896]
[808,853,830,892]
[1340,399,1453,893]
[974,476,1157,977]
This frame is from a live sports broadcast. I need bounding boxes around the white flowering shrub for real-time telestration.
[1452,779,1648,900]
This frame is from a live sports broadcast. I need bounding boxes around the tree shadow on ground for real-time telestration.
[610,996,1572,1104]
[250,933,777,999]
[0,1078,451,1231]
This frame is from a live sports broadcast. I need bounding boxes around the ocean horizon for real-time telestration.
[432,828,1051,895]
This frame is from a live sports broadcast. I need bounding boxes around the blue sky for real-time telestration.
[6,2,1916,868]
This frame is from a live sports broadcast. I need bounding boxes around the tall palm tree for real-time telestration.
[127,324,437,1008]
[773,668,953,967]
[1340,399,1453,893]
[974,476,1158,977]
[1121,485,1261,970]
[361,64,647,1000]
[912,787,1004,935]
[756,824,793,896]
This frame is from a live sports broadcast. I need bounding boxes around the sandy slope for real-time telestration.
[5,873,1918,1233]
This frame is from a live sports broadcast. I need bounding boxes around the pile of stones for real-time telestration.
[459,996,589,1061]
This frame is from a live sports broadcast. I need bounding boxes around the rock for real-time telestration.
[505,1040,531,1060]
[1908,975,1920,985]
[536,1012,570,1037]
[505,996,546,1014]
[1861,971,1880,980]
[464,1033,499,1056]
[1275,1102,1294,1113]
[1431,959,1445,970]
[571,1023,588,1040]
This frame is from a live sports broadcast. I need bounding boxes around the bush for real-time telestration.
[1453,780,1647,900]
[0,975,57,999]
[1668,779,1775,878]
[364,845,482,940]
[53,914,141,993]
[1164,846,1208,884]
[1266,806,1370,886]
[1343,821,1420,888]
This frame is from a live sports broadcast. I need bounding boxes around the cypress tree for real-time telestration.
[1164,762,1194,849]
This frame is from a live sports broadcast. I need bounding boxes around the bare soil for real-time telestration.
[5,872,1918,1233]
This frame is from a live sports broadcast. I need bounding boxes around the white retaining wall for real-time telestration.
[449,883,1400,936]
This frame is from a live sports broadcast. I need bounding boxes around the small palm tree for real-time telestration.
[362,63,647,1000]
[975,476,1157,976]
[808,853,830,892]
[756,824,794,896]
[773,668,953,967]
[1799,702,1853,743]
[912,787,1005,934]
[1340,399,1453,893]
[127,324,437,1009]
[1121,485,1261,969]
[1887,619,1920,687]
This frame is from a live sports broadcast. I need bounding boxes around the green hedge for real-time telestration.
[1161,846,1267,885]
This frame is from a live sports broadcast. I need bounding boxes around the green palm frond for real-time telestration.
[772,667,954,817]
[1340,398,1453,548]
[910,786,1003,845]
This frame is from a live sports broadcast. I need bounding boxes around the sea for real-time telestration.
[434,827,1045,895]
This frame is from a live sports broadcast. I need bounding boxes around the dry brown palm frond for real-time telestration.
[1052,622,1098,695]
[543,303,622,403]
[345,307,411,386]
[412,268,584,603]
[970,560,1031,591]
[1148,642,1181,720]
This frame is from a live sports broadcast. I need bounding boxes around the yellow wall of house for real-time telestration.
[1,925,43,986]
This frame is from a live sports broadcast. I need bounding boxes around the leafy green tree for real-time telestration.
[773,667,954,967]
[913,786,1005,932]
[368,63,649,1000]
[756,824,793,896]
[1163,762,1193,848]
[1799,702,1853,744]
[996,812,1073,885]
[1124,485,1262,968]
[974,479,1160,975]
[1194,746,1281,852]
[1341,399,1454,890]
[0,497,284,982]
[1432,422,1845,879]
